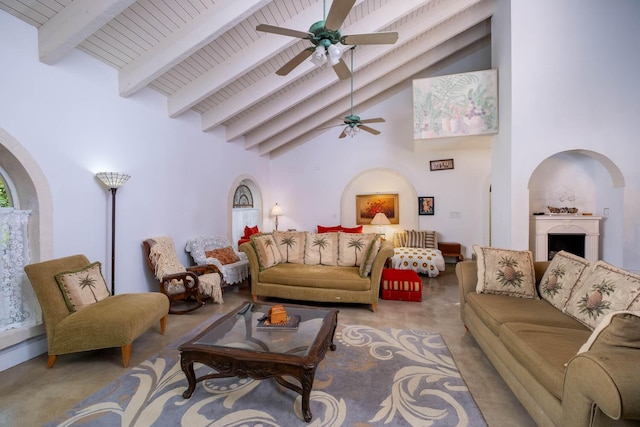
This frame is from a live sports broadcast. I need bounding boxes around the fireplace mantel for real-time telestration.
[531,215,603,261]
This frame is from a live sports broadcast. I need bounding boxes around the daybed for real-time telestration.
[457,247,640,427]
[185,235,249,286]
[390,230,445,277]
[240,230,394,312]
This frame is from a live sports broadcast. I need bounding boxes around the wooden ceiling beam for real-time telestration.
[118,0,270,97]
[199,0,433,132]
[38,0,137,65]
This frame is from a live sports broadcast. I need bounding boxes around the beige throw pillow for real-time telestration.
[251,234,282,270]
[564,260,640,330]
[273,231,306,264]
[359,236,382,278]
[578,311,640,354]
[304,232,338,266]
[338,232,377,267]
[538,251,591,311]
[473,245,538,299]
[55,262,110,312]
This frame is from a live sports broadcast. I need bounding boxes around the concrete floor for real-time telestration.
[0,265,535,426]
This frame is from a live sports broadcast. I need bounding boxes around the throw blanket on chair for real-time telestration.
[149,237,222,303]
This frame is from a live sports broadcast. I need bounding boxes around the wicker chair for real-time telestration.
[185,235,249,287]
[143,237,223,314]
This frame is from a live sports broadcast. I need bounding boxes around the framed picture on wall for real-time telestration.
[355,193,399,225]
[418,197,434,215]
[430,159,454,171]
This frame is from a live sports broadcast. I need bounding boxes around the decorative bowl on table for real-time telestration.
[547,206,578,214]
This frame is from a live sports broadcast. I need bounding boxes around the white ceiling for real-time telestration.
[1,0,494,157]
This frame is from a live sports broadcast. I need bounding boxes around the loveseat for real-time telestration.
[240,230,394,312]
[457,247,640,427]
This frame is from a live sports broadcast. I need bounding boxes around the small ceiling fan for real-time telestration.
[256,0,398,80]
[328,47,385,138]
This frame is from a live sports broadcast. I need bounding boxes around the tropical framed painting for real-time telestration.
[418,197,434,215]
[413,69,498,139]
[355,193,399,225]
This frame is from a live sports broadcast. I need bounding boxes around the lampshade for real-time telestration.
[270,203,283,216]
[327,44,342,65]
[96,172,131,189]
[370,212,391,225]
[310,45,327,66]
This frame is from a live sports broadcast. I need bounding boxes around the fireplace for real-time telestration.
[548,233,585,260]
[531,215,602,262]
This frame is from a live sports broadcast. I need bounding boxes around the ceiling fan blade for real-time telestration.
[339,127,349,138]
[276,49,313,76]
[342,32,399,45]
[256,24,312,39]
[325,0,356,31]
[332,58,352,80]
[359,118,385,124]
[359,124,381,135]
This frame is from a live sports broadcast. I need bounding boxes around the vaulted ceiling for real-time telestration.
[1,0,494,157]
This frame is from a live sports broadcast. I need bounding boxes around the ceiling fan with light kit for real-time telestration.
[256,0,399,80]
[323,47,385,138]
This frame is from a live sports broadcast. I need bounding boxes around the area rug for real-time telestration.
[45,319,486,426]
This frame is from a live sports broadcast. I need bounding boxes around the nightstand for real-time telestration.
[438,242,464,262]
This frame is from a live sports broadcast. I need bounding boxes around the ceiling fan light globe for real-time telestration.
[327,44,342,63]
[310,45,327,66]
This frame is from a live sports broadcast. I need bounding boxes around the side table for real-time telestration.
[438,242,464,262]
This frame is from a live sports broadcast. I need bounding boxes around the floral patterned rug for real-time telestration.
[45,321,486,426]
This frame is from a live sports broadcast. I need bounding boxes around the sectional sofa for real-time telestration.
[457,247,640,427]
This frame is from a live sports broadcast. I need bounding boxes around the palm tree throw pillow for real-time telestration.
[273,231,306,264]
[473,245,538,299]
[304,232,339,266]
[337,232,377,267]
[251,234,282,270]
[55,262,110,312]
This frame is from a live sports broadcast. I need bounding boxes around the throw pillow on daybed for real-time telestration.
[304,232,338,266]
[473,245,538,299]
[564,260,640,329]
[538,250,591,311]
[337,232,377,267]
[251,233,282,270]
[55,262,110,312]
[205,246,239,265]
[273,231,306,264]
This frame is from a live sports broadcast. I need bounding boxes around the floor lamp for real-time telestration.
[96,172,131,295]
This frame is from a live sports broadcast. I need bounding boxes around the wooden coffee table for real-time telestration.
[179,302,339,422]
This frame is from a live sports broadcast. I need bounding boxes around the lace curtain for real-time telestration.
[232,208,260,245]
[0,208,40,333]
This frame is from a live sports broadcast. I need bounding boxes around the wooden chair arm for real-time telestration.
[187,264,220,275]
[161,271,199,290]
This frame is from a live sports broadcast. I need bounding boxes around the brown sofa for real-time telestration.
[240,239,394,312]
[456,259,640,427]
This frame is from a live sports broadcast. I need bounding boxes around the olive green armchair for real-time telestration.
[24,254,169,368]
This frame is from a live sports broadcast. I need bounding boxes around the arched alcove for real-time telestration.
[228,175,263,247]
[0,128,53,365]
[528,149,624,265]
[341,168,417,238]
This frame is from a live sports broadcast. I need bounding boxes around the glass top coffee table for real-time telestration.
[179,302,339,422]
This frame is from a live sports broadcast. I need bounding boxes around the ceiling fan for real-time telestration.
[325,47,385,138]
[256,0,399,80]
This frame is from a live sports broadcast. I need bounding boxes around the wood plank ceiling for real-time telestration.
[1,0,494,157]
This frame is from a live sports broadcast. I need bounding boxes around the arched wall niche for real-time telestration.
[528,149,624,265]
[228,175,263,247]
[341,168,417,239]
[0,128,52,356]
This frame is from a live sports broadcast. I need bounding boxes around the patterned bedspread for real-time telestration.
[391,247,446,277]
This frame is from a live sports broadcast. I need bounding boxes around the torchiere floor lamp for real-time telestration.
[96,172,131,295]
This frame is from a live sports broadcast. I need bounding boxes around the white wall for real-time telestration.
[492,0,640,270]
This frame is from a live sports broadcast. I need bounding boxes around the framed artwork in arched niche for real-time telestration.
[233,184,253,208]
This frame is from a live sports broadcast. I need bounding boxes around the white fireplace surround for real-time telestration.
[532,215,603,262]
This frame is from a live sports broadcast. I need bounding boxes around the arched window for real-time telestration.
[0,173,13,207]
